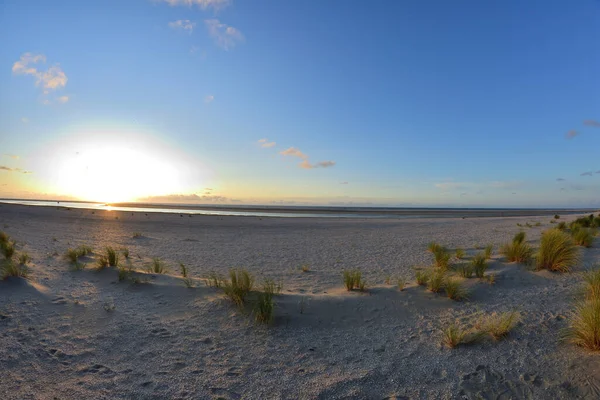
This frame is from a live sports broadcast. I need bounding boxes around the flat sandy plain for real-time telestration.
[1,203,599,399]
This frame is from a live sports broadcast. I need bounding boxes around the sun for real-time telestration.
[34,127,209,203]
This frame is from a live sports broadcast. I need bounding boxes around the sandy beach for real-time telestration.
[1,203,599,399]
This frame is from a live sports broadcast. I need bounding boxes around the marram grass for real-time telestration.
[562,299,600,351]
[445,278,468,301]
[572,227,595,248]
[536,229,580,272]
[222,268,254,306]
[343,269,365,291]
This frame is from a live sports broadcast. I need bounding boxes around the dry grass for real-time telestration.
[222,268,254,306]
[300,264,310,273]
[427,242,443,253]
[205,272,223,288]
[501,240,533,263]
[148,258,167,274]
[445,278,468,301]
[180,263,194,288]
[455,248,465,260]
[479,311,520,340]
[583,269,600,301]
[471,253,488,278]
[427,269,445,293]
[18,253,31,265]
[432,247,451,269]
[397,278,406,291]
[1,240,15,260]
[513,231,526,244]
[1,260,28,279]
[572,227,595,248]
[484,244,493,260]
[536,229,580,272]
[343,269,366,291]
[562,299,600,351]
[457,264,474,278]
[415,269,429,286]
[441,322,485,348]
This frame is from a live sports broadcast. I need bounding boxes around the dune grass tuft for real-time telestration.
[1,240,15,260]
[180,263,194,288]
[536,229,580,272]
[148,257,166,274]
[513,231,526,244]
[1,260,28,279]
[432,247,451,269]
[222,268,254,306]
[480,311,520,340]
[118,266,130,281]
[65,248,79,264]
[562,299,600,351]
[572,227,595,248]
[133,232,143,238]
[557,221,567,231]
[255,288,274,324]
[0,231,8,245]
[445,278,468,301]
[441,322,485,348]
[484,244,493,260]
[343,269,365,291]
[457,264,474,278]
[105,247,119,267]
[455,248,465,260]
[471,253,488,278]
[121,248,130,259]
[415,269,429,286]
[583,269,600,301]
[427,242,443,253]
[96,255,109,270]
[205,271,223,288]
[18,253,31,265]
[427,269,445,293]
[501,234,532,263]
[300,264,310,273]
[397,278,406,291]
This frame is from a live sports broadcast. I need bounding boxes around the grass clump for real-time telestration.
[432,247,451,269]
[263,278,283,295]
[1,240,15,260]
[121,248,130,259]
[300,264,310,273]
[480,311,520,340]
[18,253,31,265]
[133,232,143,238]
[441,322,485,348]
[484,244,493,260]
[118,266,130,281]
[102,247,119,267]
[96,255,109,270]
[557,221,567,231]
[501,232,532,263]
[457,264,474,278]
[445,278,468,301]
[1,260,29,279]
[536,229,580,272]
[562,299,600,351]
[180,263,194,288]
[397,278,406,291]
[205,271,223,288]
[572,227,595,248]
[343,269,365,291]
[148,258,166,274]
[455,248,465,260]
[427,242,443,253]
[583,269,600,301]
[471,253,488,278]
[0,231,8,245]
[427,269,445,293]
[222,268,254,306]
[415,269,429,286]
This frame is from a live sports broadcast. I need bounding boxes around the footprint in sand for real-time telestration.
[459,365,533,399]
[210,388,241,400]
[51,296,68,305]
[79,364,114,376]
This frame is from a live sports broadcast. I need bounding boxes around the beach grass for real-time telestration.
[18,253,31,265]
[471,253,488,278]
[562,299,600,351]
[105,247,119,267]
[206,271,223,288]
[513,231,526,244]
[484,244,493,260]
[343,269,365,291]
[572,227,595,248]
[455,248,465,260]
[254,290,274,324]
[432,247,451,269]
[118,266,129,281]
[583,269,600,301]
[457,264,474,278]
[536,229,580,272]
[149,257,167,274]
[445,278,468,301]
[427,241,443,253]
[180,263,194,288]
[1,260,28,279]
[427,269,445,293]
[501,236,533,263]
[480,311,520,340]
[96,255,109,270]
[415,269,429,286]
[397,278,406,291]
[1,240,15,260]
[222,268,254,306]
[441,322,485,348]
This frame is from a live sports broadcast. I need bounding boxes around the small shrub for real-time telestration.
[562,299,600,351]
[534,222,542,227]
[536,229,580,272]
[343,269,365,291]
[455,248,465,260]
[105,247,119,267]
[427,269,445,293]
[457,264,474,278]
[222,268,254,306]
[415,270,429,286]
[445,278,468,301]
[149,258,166,274]
[18,253,31,265]
[1,260,28,279]
[471,253,488,278]
[554,214,560,220]
[397,278,406,291]
[481,311,520,340]
[501,241,532,263]
[572,227,594,248]
[484,244,493,260]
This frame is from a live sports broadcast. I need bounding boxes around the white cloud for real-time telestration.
[205,19,244,50]
[12,53,68,101]
[280,147,308,159]
[57,95,69,104]
[168,19,196,34]
[204,94,214,103]
[258,138,276,148]
[160,0,230,11]
[3,154,19,160]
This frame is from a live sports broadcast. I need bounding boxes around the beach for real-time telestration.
[1,203,599,399]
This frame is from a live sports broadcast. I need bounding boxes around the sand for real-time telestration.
[1,203,599,399]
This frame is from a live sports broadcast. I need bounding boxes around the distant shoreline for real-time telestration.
[0,199,597,219]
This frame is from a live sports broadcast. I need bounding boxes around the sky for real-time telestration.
[0,0,599,207]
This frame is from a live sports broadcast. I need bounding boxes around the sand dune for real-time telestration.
[1,203,599,399]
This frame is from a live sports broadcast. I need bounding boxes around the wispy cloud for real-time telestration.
[205,19,244,50]
[168,19,196,34]
[340,181,348,185]
[596,171,600,174]
[0,166,32,174]
[566,130,578,139]
[300,160,336,169]
[204,94,214,103]
[257,138,276,148]
[160,0,230,11]
[280,147,308,159]
[556,178,566,181]
[57,95,69,104]
[12,53,68,102]
[584,120,600,128]
[581,171,594,177]
[21,117,28,124]
[435,182,466,191]
[4,154,20,160]
[434,180,522,191]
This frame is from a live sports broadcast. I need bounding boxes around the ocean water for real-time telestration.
[0,199,594,219]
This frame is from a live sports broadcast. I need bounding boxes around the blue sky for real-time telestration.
[1,0,599,206]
